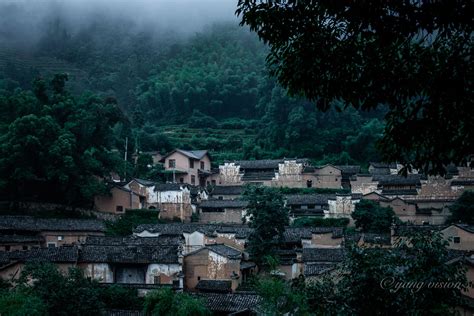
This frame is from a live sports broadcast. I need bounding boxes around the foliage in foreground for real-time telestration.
[351,199,397,233]
[243,185,289,265]
[237,0,473,175]
[448,191,474,225]
[143,288,210,316]
[0,263,143,316]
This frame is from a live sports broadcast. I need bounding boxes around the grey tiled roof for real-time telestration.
[196,293,262,313]
[163,149,208,160]
[84,235,184,246]
[79,244,179,264]
[131,178,155,186]
[282,227,343,243]
[285,194,331,206]
[196,280,232,293]
[0,235,43,243]
[134,223,252,238]
[0,216,105,232]
[454,224,474,234]
[375,174,421,186]
[302,248,345,263]
[1,246,79,265]
[199,199,248,209]
[336,165,361,175]
[211,186,244,196]
[205,244,241,259]
[451,179,474,186]
[304,263,336,276]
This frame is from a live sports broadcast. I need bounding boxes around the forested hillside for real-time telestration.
[0,18,385,167]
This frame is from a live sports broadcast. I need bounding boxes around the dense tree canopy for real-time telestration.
[0,74,124,206]
[236,0,473,175]
[243,185,289,265]
[448,191,474,225]
[351,200,397,233]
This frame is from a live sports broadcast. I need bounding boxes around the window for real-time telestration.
[453,237,461,244]
[218,196,223,200]
[179,177,184,183]
[212,180,216,185]
[191,175,196,185]
[306,180,313,188]
[154,275,161,284]
[47,242,56,248]
[197,276,201,281]
[200,161,205,169]
[169,159,176,168]
[116,206,124,213]
[5,245,10,251]
[189,159,194,168]
[22,246,28,250]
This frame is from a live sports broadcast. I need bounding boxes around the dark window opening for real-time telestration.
[189,159,194,168]
[306,180,312,188]
[191,175,196,185]
[5,245,10,251]
[200,161,205,169]
[453,237,461,244]
[154,275,161,284]
[169,159,176,168]
[116,206,124,213]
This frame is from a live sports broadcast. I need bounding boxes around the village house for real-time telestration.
[285,194,329,218]
[368,162,400,175]
[0,216,105,250]
[336,165,361,190]
[301,248,345,282]
[152,183,195,222]
[214,159,345,189]
[0,246,79,281]
[376,174,422,197]
[94,185,144,214]
[184,243,242,292]
[441,225,474,251]
[161,149,212,186]
[124,178,156,208]
[198,199,248,224]
[326,194,360,220]
[195,292,262,315]
[79,235,184,290]
[133,223,251,254]
[209,185,243,200]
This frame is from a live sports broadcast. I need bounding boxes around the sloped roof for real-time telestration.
[302,248,345,263]
[0,235,43,243]
[134,223,252,239]
[196,280,232,293]
[196,293,262,313]
[1,246,79,266]
[0,216,105,233]
[285,194,331,205]
[304,263,336,276]
[84,235,184,246]
[204,244,241,259]
[163,149,208,160]
[129,178,155,186]
[79,244,179,264]
[375,174,421,186]
[392,225,446,237]
[235,159,307,170]
[199,199,248,209]
[335,165,361,175]
[211,186,244,196]
[454,224,474,234]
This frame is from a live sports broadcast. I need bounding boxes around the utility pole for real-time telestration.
[123,137,128,181]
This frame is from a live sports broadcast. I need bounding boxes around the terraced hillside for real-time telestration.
[0,47,87,91]
[157,124,260,165]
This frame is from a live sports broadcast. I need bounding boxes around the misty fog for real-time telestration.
[0,0,238,48]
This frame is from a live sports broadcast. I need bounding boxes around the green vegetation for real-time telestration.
[351,200,397,233]
[292,217,350,228]
[143,288,210,316]
[105,210,163,236]
[1,22,386,175]
[0,74,125,206]
[243,186,289,266]
[237,1,473,175]
[306,231,469,314]
[448,191,474,225]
